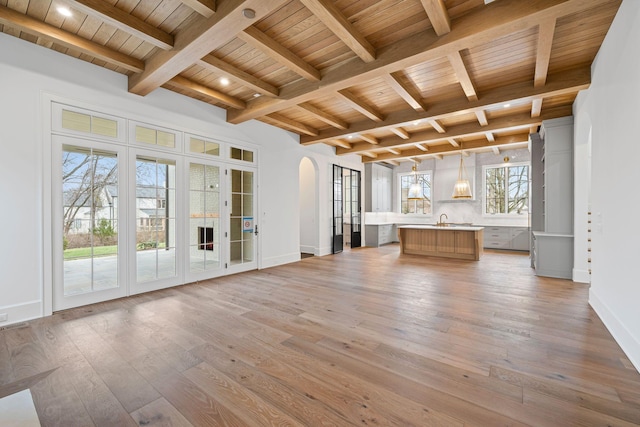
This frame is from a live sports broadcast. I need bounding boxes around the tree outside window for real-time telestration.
[485,163,529,214]
[400,171,432,214]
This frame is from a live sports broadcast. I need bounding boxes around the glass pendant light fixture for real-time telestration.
[407,164,425,200]
[452,154,473,199]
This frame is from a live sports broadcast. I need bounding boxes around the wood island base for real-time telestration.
[398,225,484,261]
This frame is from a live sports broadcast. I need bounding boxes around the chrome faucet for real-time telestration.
[438,213,448,225]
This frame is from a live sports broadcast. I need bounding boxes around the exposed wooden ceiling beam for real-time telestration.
[476,110,489,126]
[197,55,279,97]
[336,90,384,121]
[420,0,451,36]
[68,0,174,50]
[448,138,460,147]
[169,75,245,109]
[415,143,429,151]
[486,132,496,142]
[383,73,427,111]
[531,98,543,117]
[492,147,500,155]
[267,113,319,136]
[390,127,410,139]
[361,152,378,158]
[336,107,571,155]
[298,103,348,129]
[302,67,589,145]
[0,5,144,72]
[429,119,446,133]
[386,160,400,166]
[298,0,375,63]
[182,0,216,18]
[238,26,321,82]
[534,18,557,87]
[432,155,444,160]
[332,139,352,149]
[363,133,530,163]
[228,0,600,125]
[128,0,288,95]
[448,50,478,101]
[360,134,379,145]
[387,147,401,155]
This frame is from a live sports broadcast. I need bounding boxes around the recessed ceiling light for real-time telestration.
[503,103,511,108]
[57,6,72,17]
[253,93,261,98]
[347,135,353,139]
[220,77,230,86]
[413,120,421,126]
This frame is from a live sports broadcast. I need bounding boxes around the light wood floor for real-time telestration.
[1,246,639,426]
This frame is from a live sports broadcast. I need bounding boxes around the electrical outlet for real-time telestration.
[0,313,7,322]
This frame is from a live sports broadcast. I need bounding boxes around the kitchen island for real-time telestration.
[397,225,484,260]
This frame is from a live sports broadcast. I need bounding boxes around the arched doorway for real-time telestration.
[299,157,319,257]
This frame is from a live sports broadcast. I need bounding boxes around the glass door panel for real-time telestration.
[229,168,256,272]
[54,137,127,311]
[332,164,343,254]
[62,145,119,295]
[189,163,221,274]
[135,156,177,283]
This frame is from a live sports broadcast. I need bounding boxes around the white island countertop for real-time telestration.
[397,224,485,232]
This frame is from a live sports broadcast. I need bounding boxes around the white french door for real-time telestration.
[185,159,224,283]
[52,136,128,311]
[226,165,258,274]
[129,149,182,295]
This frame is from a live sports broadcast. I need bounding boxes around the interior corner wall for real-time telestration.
[299,157,317,255]
[573,0,640,371]
[0,32,360,326]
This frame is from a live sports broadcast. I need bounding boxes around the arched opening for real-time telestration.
[299,157,319,257]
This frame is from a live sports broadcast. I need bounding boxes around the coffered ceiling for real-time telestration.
[0,0,621,165]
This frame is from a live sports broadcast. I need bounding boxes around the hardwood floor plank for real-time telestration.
[282,335,526,426]
[153,372,246,426]
[491,365,640,424]
[64,321,161,413]
[184,362,307,426]
[190,343,356,426]
[130,397,195,427]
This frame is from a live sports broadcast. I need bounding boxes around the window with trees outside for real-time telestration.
[484,163,529,215]
[399,171,432,214]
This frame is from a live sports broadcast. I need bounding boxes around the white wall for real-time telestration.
[573,0,640,371]
[0,33,362,326]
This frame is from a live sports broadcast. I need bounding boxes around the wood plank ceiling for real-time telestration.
[0,0,622,165]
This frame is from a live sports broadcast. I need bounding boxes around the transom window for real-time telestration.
[484,163,529,215]
[399,170,432,214]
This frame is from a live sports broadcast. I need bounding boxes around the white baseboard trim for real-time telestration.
[572,268,591,283]
[589,289,640,373]
[0,300,43,327]
[318,245,332,256]
[261,252,300,269]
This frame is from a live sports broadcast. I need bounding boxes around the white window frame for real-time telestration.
[397,169,433,216]
[482,161,530,217]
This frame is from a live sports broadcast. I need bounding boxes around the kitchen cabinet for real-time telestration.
[365,163,392,212]
[532,232,574,279]
[482,226,529,251]
[365,224,396,247]
[530,117,574,278]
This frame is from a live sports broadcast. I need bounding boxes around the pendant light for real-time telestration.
[452,154,473,199]
[407,164,425,200]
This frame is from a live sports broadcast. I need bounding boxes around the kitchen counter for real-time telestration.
[397,225,484,260]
